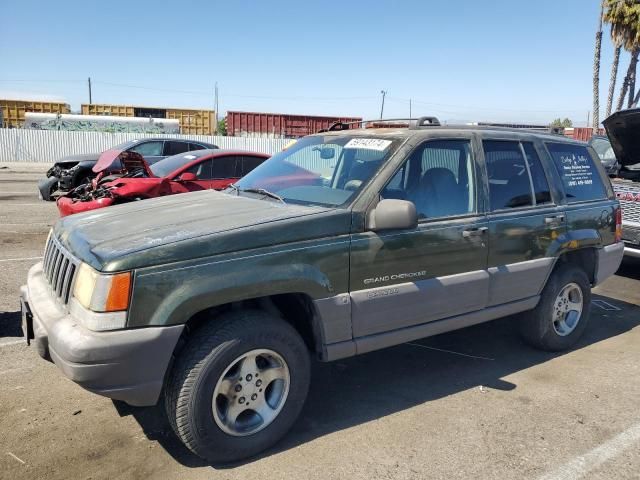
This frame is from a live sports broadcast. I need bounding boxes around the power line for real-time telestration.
[386,95,587,114]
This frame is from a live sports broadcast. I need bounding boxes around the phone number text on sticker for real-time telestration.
[344,138,392,151]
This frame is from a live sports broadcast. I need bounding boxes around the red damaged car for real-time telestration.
[57,149,269,216]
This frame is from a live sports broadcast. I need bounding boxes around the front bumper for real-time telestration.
[20,262,184,406]
[624,244,640,258]
[56,196,114,217]
[621,223,640,258]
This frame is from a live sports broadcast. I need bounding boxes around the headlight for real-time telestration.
[73,263,131,312]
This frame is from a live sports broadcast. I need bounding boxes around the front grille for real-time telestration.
[614,182,640,223]
[42,235,79,305]
[620,199,640,223]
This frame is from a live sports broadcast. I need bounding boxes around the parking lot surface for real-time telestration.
[1,164,639,480]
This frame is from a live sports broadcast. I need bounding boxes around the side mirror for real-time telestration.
[320,147,335,160]
[178,172,198,182]
[368,199,418,231]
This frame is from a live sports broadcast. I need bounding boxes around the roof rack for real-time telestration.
[319,116,441,133]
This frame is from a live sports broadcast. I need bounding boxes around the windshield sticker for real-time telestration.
[344,138,392,151]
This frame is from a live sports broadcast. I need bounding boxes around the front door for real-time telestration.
[179,159,214,191]
[482,139,565,306]
[349,138,489,338]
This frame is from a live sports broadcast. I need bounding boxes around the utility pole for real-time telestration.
[214,82,219,135]
[586,110,590,127]
[88,77,92,104]
[409,98,412,118]
[380,90,387,119]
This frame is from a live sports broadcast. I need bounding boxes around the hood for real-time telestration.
[93,149,152,175]
[56,153,100,164]
[603,108,640,169]
[54,190,348,272]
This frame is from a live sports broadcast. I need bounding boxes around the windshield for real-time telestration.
[150,152,204,177]
[591,137,616,161]
[233,135,401,207]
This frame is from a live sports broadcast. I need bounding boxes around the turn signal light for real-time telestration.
[73,263,132,312]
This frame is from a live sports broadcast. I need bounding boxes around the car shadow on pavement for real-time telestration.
[616,257,640,281]
[0,311,23,339]
[115,293,639,469]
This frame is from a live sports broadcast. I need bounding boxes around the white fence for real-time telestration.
[0,129,290,164]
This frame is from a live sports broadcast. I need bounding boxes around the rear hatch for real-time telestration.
[604,108,640,246]
[603,108,640,173]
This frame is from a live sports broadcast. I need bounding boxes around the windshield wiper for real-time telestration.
[226,184,240,196]
[240,188,285,203]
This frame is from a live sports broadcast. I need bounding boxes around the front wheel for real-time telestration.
[164,310,310,463]
[520,264,591,351]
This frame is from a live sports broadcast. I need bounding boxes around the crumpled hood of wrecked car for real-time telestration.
[54,189,341,271]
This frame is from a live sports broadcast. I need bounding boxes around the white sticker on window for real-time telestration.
[559,154,594,188]
[344,138,392,151]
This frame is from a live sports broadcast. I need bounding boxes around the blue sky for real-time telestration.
[0,0,631,126]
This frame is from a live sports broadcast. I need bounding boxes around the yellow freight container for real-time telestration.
[166,109,214,135]
[80,104,215,134]
[81,104,135,117]
[1,99,70,128]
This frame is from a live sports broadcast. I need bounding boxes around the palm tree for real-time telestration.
[626,48,639,108]
[606,43,621,116]
[593,1,605,132]
[604,0,640,112]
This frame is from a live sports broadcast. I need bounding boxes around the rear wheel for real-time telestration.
[520,264,591,351]
[164,310,310,463]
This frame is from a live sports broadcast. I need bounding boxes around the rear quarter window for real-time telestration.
[545,142,606,203]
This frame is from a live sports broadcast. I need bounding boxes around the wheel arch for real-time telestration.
[172,293,325,360]
[553,247,598,285]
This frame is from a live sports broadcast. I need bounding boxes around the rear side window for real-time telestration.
[189,143,206,151]
[545,143,606,202]
[213,156,239,178]
[239,155,265,176]
[484,141,533,210]
[164,141,190,156]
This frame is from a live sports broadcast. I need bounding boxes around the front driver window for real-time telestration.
[186,159,213,179]
[382,139,476,219]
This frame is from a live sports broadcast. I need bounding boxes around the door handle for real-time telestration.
[462,227,488,238]
[544,214,566,224]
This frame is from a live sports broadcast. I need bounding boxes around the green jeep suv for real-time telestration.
[21,118,624,462]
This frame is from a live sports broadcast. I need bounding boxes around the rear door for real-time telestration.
[544,141,618,247]
[238,155,267,178]
[349,137,490,338]
[483,138,563,306]
[164,140,190,157]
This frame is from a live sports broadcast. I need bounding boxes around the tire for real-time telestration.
[164,310,310,463]
[520,264,591,351]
